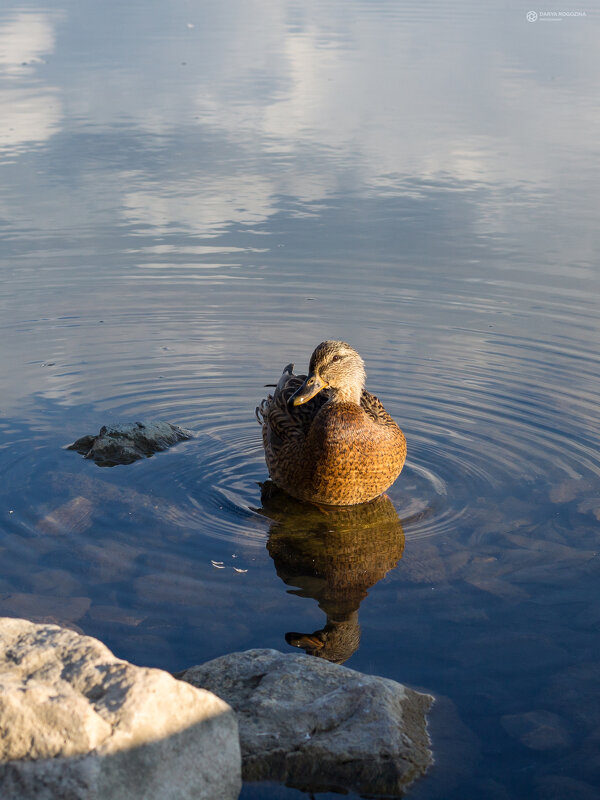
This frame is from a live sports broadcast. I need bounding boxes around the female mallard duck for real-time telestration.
[256,341,406,506]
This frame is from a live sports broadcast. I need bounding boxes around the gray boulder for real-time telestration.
[67,421,192,466]
[178,648,433,796]
[0,618,241,800]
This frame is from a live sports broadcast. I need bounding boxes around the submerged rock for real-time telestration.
[37,496,94,535]
[0,593,90,627]
[178,648,433,797]
[67,421,192,466]
[501,710,572,751]
[0,617,241,800]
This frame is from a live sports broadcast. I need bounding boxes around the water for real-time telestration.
[1,1,599,797]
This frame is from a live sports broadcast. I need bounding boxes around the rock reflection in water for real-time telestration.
[257,482,405,664]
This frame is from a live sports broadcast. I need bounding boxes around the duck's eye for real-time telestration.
[331,355,342,363]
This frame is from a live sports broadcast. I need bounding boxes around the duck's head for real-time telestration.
[290,340,366,406]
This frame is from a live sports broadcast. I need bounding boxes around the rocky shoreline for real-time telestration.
[0,617,433,799]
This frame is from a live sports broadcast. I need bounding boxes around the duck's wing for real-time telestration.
[360,389,400,429]
[257,363,327,447]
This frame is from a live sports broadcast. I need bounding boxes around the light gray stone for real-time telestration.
[178,648,433,797]
[67,420,192,466]
[0,617,241,800]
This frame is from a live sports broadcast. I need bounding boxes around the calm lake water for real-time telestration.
[1,1,599,797]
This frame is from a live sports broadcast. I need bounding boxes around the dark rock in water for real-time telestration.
[178,648,433,797]
[67,421,192,466]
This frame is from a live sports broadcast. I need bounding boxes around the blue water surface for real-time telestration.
[1,2,599,798]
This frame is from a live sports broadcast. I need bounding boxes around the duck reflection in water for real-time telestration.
[257,481,405,664]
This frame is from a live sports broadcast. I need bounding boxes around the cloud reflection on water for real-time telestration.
[0,11,62,157]
[0,0,598,442]
[1,1,598,247]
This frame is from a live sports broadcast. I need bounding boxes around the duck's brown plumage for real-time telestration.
[256,341,406,505]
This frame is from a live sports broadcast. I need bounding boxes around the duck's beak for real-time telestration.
[289,372,328,406]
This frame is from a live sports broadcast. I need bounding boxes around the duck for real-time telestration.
[256,340,406,505]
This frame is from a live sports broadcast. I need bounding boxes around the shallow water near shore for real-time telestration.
[1,1,600,797]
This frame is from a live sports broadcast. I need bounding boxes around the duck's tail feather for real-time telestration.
[256,363,297,425]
